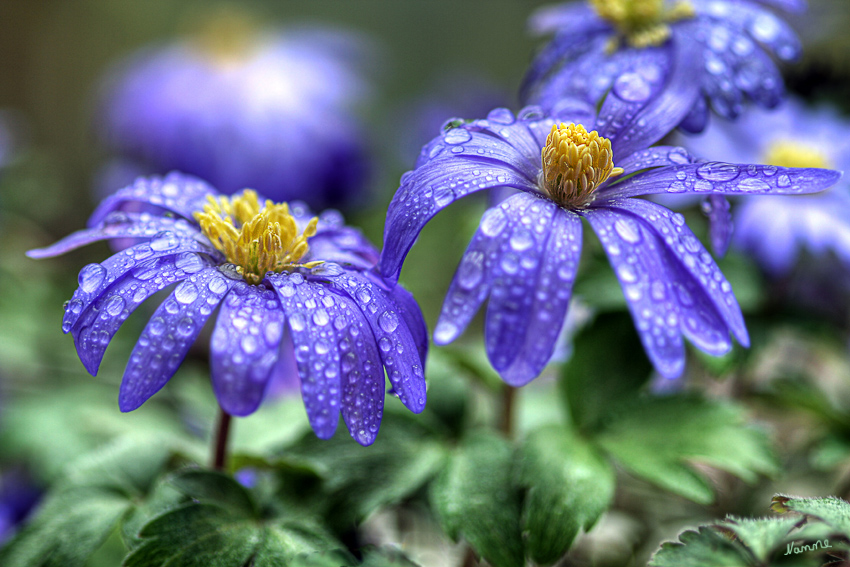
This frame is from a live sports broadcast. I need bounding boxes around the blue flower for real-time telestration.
[674,98,850,276]
[521,0,805,132]
[379,91,839,384]
[98,21,374,210]
[28,173,427,446]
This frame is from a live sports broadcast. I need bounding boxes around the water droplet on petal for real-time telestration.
[289,312,306,332]
[105,295,125,317]
[614,217,642,243]
[379,311,399,333]
[444,128,472,145]
[480,207,508,237]
[613,72,651,102]
[78,264,106,293]
[175,281,199,304]
[150,231,179,251]
[696,162,740,182]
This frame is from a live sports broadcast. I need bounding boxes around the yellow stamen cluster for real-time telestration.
[763,140,832,170]
[194,189,322,285]
[590,0,695,50]
[541,123,624,208]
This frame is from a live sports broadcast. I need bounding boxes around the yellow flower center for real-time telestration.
[762,140,832,170]
[590,0,695,49]
[194,189,321,285]
[540,123,624,208]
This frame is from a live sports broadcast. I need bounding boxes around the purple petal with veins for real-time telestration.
[606,198,748,346]
[88,172,215,227]
[210,282,286,417]
[584,207,687,378]
[72,252,213,375]
[702,195,733,256]
[27,212,202,259]
[62,234,215,333]
[614,146,696,176]
[490,199,582,386]
[601,163,841,200]
[118,268,235,412]
[323,271,426,414]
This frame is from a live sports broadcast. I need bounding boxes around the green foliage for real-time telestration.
[430,432,524,567]
[596,395,778,504]
[0,436,174,567]
[267,413,447,529]
[559,312,653,432]
[518,425,615,565]
[649,495,850,567]
[125,469,339,567]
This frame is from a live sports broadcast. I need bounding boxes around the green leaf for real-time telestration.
[558,312,653,432]
[596,395,778,504]
[519,425,615,564]
[0,436,175,567]
[430,432,523,567]
[124,504,336,567]
[772,494,850,537]
[716,516,804,563]
[649,526,754,567]
[270,413,446,528]
[125,470,338,567]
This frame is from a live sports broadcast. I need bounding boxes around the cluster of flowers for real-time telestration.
[30,0,844,445]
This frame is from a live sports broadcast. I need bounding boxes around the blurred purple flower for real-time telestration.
[28,173,427,446]
[380,65,838,383]
[0,468,40,544]
[675,98,850,276]
[521,0,805,133]
[98,23,374,210]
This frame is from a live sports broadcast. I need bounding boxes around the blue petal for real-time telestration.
[87,172,216,228]
[72,252,214,375]
[596,30,701,160]
[336,294,386,446]
[62,233,216,333]
[268,272,343,439]
[527,2,602,36]
[304,226,379,270]
[604,198,748,347]
[27,212,201,259]
[489,198,582,385]
[321,271,427,414]
[703,195,733,256]
[698,1,802,61]
[380,109,544,282]
[615,146,696,176]
[583,207,687,378]
[382,277,429,366]
[210,282,286,417]
[118,268,235,412]
[601,162,842,199]
[678,96,710,134]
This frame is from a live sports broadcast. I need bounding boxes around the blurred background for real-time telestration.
[4,0,850,565]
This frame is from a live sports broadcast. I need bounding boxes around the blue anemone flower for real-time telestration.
[674,98,850,276]
[521,0,805,133]
[28,173,427,446]
[379,88,839,384]
[98,22,373,210]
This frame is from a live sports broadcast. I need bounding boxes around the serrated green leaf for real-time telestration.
[168,469,257,517]
[717,516,803,562]
[559,312,653,432]
[0,487,130,567]
[430,432,523,567]
[519,425,615,565]
[0,436,176,567]
[649,526,752,567]
[773,494,850,537]
[271,413,446,527]
[124,503,337,567]
[596,395,778,504]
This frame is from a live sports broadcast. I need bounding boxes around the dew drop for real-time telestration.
[379,311,399,333]
[78,264,106,293]
[614,217,642,243]
[312,309,330,326]
[444,128,472,145]
[175,281,199,304]
[150,232,179,251]
[289,312,306,332]
[696,162,740,182]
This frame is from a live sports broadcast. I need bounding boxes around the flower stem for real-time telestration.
[500,384,516,437]
[212,407,232,471]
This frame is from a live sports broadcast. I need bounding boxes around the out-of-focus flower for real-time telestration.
[521,0,805,133]
[675,98,850,276]
[28,173,427,446]
[380,67,838,383]
[97,17,374,210]
[0,468,40,544]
